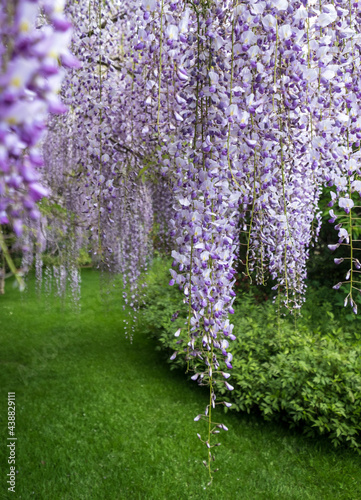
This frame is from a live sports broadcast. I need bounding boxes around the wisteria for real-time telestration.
[0,0,79,287]
[2,0,361,480]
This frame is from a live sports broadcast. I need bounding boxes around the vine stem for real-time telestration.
[97,0,103,259]
[272,18,278,111]
[157,0,164,134]
[0,231,25,291]
[226,1,243,190]
[186,11,201,371]
[280,137,289,304]
[347,135,354,306]
[207,337,214,482]
[245,152,258,280]
[186,237,194,373]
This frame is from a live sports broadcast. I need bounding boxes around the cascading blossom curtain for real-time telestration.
[0,0,78,233]
[122,0,361,476]
[2,0,361,479]
[0,0,78,286]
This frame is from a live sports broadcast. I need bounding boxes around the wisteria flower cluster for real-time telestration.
[2,0,361,480]
[0,0,78,289]
[0,0,78,234]
[120,0,361,477]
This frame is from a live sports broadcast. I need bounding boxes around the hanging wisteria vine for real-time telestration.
[1,0,361,481]
[0,0,79,288]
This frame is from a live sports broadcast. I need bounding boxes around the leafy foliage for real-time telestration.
[144,258,361,452]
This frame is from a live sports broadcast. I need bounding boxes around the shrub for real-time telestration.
[144,258,361,452]
[222,296,361,451]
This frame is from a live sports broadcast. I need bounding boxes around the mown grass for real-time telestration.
[0,269,360,499]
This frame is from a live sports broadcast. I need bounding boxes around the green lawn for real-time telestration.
[0,269,360,499]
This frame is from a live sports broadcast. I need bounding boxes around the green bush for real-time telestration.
[144,258,361,452]
[223,297,361,451]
